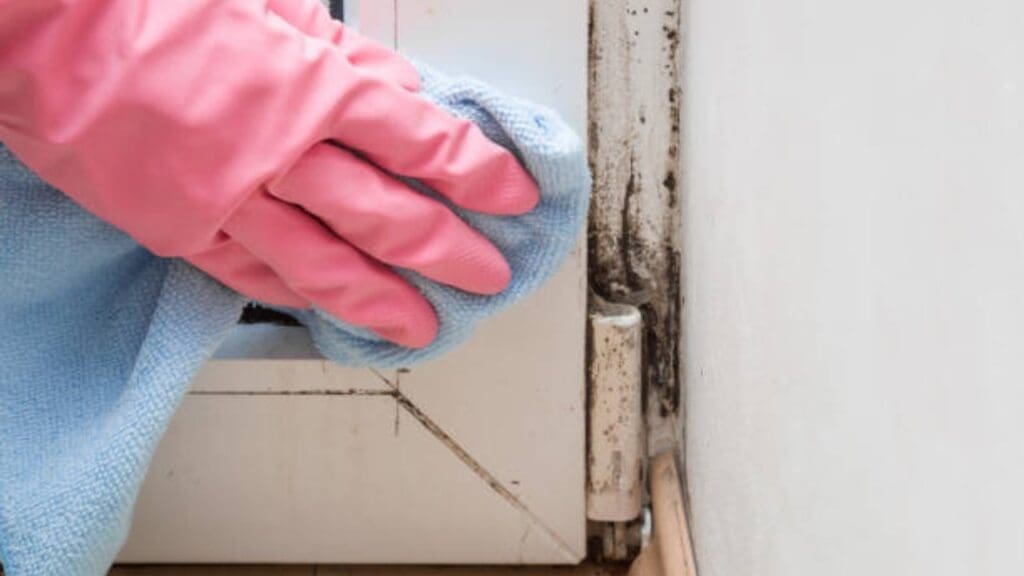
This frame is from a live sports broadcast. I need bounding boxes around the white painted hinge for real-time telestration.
[587,298,645,524]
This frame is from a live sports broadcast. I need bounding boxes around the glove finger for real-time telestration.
[270,144,512,295]
[324,66,541,216]
[186,237,310,308]
[266,0,420,91]
[223,189,439,348]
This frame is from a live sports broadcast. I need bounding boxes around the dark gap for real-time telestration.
[329,0,345,20]
[190,389,395,397]
[239,303,301,326]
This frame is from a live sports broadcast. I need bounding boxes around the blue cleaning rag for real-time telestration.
[0,65,590,575]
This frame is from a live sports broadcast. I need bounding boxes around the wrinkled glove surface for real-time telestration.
[0,0,540,348]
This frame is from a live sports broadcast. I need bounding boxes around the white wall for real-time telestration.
[682,1,1024,574]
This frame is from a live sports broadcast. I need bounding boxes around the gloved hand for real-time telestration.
[0,0,539,348]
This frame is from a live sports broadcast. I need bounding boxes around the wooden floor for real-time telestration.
[107,564,628,576]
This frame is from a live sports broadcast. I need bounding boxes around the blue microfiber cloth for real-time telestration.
[297,66,590,366]
[0,65,589,574]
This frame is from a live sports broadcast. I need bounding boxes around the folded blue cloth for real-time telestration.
[0,65,589,574]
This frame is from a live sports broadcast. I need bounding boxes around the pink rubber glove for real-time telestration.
[0,0,539,348]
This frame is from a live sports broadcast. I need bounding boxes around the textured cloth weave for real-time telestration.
[0,65,589,574]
